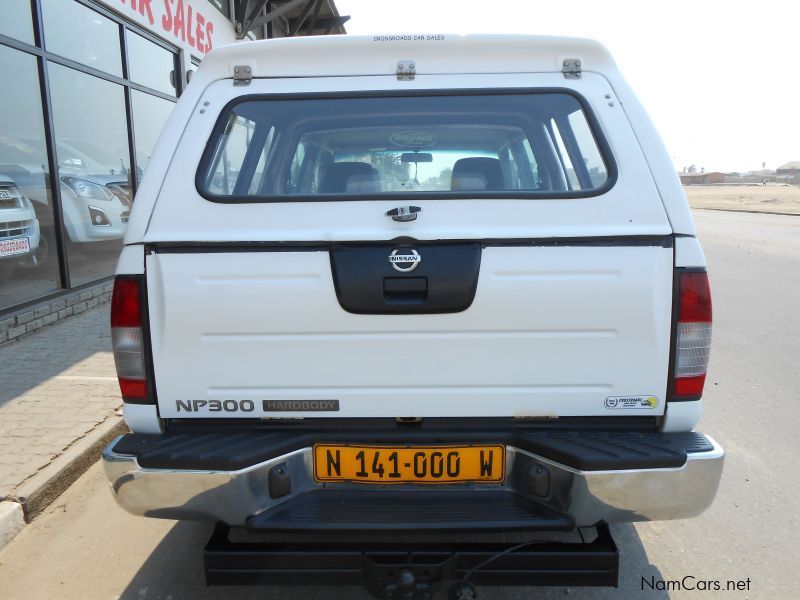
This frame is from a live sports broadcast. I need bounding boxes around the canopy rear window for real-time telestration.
[197,91,613,201]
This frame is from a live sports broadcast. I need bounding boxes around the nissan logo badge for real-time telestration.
[388,248,421,273]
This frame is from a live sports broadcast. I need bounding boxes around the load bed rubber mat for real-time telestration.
[246,490,573,533]
[112,429,713,472]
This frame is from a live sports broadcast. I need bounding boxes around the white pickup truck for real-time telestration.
[103,34,723,599]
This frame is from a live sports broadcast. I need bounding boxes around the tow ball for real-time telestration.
[380,569,433,599]
[380,570,478,600]
[448,581,479,600]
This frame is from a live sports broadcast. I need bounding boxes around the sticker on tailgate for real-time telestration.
[604,395,659,409]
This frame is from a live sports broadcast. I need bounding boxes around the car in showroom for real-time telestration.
[0,135,130,250]
[0,174,41,281]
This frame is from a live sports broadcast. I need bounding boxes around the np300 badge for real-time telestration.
[388,248,421,272]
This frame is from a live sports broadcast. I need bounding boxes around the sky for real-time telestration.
[335,0,800,173]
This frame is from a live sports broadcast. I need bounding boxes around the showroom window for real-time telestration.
[48,62,132,287]
[131,91,176,176]
[0,0,35,44]
[0,45,61,309]
[0,0,180,312]
[41,0,123,77]
[126,31,179,97]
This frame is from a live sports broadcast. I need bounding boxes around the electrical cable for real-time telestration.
[461,539,542,583]
[462,529,593,583]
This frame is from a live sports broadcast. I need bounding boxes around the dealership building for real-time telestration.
[0,0,347,337]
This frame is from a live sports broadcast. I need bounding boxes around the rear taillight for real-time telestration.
[671,271,712,400]
[111,275,152,403]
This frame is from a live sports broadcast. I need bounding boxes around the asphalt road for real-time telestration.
[0,209,798,600]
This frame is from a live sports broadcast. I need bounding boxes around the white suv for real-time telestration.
[0,137,130,245]
[102,35,723,598]
[0,175,41,280]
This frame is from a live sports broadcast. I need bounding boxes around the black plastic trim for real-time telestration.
[194,87,619,203]
[166,416,658,432]
[112,428,713,472]
[140,270,159,410]
[330,242,481,314]
[145,235,673,254]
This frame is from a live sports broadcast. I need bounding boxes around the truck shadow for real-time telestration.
[0,304,114,410]
[118,521,670,599]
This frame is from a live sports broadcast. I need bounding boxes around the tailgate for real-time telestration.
[142,73,675,420]
[147,242,673,419]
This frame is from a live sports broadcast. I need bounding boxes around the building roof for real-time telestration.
[235,0,348,39]
[777,161,800,170]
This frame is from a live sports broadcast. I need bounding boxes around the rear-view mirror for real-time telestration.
[401,153,433,163]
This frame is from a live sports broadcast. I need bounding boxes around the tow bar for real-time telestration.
[204,524,619,598]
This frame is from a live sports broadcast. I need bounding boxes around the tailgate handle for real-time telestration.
[386,206,421,222]
[383,277,428,303]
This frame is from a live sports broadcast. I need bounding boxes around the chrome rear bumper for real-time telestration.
[103,435,723,528]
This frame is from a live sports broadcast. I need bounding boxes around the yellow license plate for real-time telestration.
[313,444,505,484]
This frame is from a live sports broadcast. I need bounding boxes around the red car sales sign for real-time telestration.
[100,0,238,55]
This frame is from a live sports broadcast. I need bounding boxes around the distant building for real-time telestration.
[679,172,726,185]
[776,161,800,175]
[724,169,778,184]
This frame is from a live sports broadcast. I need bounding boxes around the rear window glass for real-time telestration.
[197,92,612,201]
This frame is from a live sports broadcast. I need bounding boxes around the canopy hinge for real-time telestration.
[396,60,416,81]
[233,65,252,85]
[562,58,582,79]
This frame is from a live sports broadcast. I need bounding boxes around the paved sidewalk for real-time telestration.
[0,304,122,506]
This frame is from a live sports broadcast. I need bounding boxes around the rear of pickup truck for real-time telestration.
[103,35,723,595]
